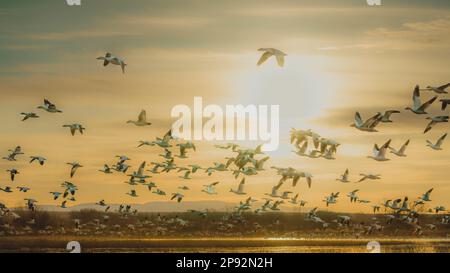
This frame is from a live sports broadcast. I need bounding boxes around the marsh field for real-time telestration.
[1,210,449,253]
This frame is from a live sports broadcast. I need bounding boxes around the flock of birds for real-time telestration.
[1,48,449,238]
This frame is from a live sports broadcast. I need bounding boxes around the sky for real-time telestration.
[0,0,449,212]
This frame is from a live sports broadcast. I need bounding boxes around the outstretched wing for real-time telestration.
[418,96,437,111]
[138,110,146,122]
[276,55,284,67]
[257,51,272,66]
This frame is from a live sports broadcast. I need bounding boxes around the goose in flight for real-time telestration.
[67,162,82,178]
[230,178,246,195]
[17,186,30,192]
[127,110,151,126]
[152,188,166,196]
[440,99,450,111]
[128,161,150,181]
[30,156,46,165]
[126,189,138,197]
[178,185,190,191]
[424,116,449,133]
[419,188,433,202]
[270,200,284,211]
[426,133,447,150]
[96,52,127,73]
[6,169,19,181]
[434,206,446,213]
[289,193,299,204]
[171,193,184,203]
[144,181,157,191]
[424,83,450,94]
[59,200,67,209]
[351,112,382,132]
[358,173,381,183]
[336,168,350,183]
[372,205,381,213]
[389,139,410,157]
[380,110,400,123]
[20,112,39,121]
[323,192,339,207]
[95,199,108,207]
[368,139,391,161]
[50,191,62,200]
[0,186,13,193]
[137,141,152,148]
[37,99,62,113]
[257,48,287,67]
[347,190,359,203]
[63,124,85,136]
[98,164,112,174]
[280,191,292,200]
[405,85,437,114]
[202,182,219,195]
[265,181,283,198]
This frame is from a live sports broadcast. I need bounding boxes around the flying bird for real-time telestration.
[405,85,437,114]
[380,110,400,123]
[389,139,410,157]
[351,112,382,132]
[426,133,447,150]
[67,162,83,178]
[257,48,287,67]
[20,112,39,121]
[423,116,449,133]
[423,83,450,94]
[96,52,127,73]
[37,99,62,113]
[127,110,151,126]
[63,124,85,136]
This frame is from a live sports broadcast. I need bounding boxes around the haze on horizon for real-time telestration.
[0,0,449,213]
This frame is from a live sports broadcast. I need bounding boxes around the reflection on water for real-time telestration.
[2,237,450,253]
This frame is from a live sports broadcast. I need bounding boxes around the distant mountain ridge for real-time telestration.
[15,200,308,213]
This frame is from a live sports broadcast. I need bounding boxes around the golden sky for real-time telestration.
[0,0,449,212]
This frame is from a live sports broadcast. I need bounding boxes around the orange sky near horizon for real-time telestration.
[0,0,449,213]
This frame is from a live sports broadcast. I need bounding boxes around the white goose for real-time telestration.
[358,173,381,183]
[423,116,449,133]
[424,83,450,94]
[405,85,437,114]
[419,188,433,202]
[63,124,85,136]
[351,112,382,132]
[426,133,447,150]
[257,48,287,67]
[230,178,246,195]
[171,193,184,203]
[368,139,391,161]
[127,110,151,126]
[202,182,219,195]
[67,162,82,178]
[37,99,62,113]
[389,139,410,157]
[347,190,359,203]
[265,182,283,198]
[20,112,39,121]
[30,156,46,165]
[96,52,127,73]
[98,164,112,174]
[336,168,350,183]
[380,110,400,123]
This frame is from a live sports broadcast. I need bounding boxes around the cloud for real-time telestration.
[321,16,450,52]
[113,15,212,28]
